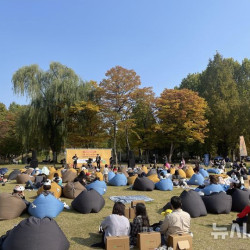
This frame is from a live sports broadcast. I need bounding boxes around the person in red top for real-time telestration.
[232,205,250,225]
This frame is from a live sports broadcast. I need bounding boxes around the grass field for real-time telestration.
[0,164,249,250]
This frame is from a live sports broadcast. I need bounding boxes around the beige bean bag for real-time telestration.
[37,182,62,198]
[63,181,86,199]
[62,169,77,183]
[0,193,26,220]
[16,174,35,184]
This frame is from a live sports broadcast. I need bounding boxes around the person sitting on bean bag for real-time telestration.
[41,180,55,196]
[187,166,204,186]
[202,175,225,195]
[73,171,87,187]
[25,175,47,190]
[12,185,30,208]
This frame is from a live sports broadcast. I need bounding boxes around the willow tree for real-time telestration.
[12,62,82,162]
[100,66,141,165]
[156,89,209,162]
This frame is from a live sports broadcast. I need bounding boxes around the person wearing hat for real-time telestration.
[12,185,30,207]
[41,179,55,196]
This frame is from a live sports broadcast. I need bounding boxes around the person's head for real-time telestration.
[209,175,219,184]
[53,173,59,178]
[13,185,25,194]
[43,179,51,190]
[193,166,200,173]
[170,196,182,210]
[135,203,150,227]
[105,164,108,168]
[112,202,125,216]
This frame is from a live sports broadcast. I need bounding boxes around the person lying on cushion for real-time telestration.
[25,174,47,190]
[160,196,191,245]
[41,180,55,196]
[100,202,130,245]
[12,185,30,208]
[130,203,150,247]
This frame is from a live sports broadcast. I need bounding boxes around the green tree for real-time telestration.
[156,89,208,162]
[12,62,83,162]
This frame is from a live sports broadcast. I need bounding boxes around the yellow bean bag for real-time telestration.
[142,166,148,174]
[178,169,186,178]
[37,182,62,198]
[128,175,138,185]
[185,167,194,178]
[95,172,104,181]
[170,168,176,175]
[147,174,160,183]
[48,169,62,180]
[49,166,56,173]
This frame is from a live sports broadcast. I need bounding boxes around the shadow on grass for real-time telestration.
[72,232,103,248]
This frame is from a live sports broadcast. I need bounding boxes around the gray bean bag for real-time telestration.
[7,170,21,180]
[202,192,232,214]
[180,190,207,218]
[16,174,35,184]
[231,189,250,212]
[0,216,69,250]
[0,193,26,220]
[71,189,105,214]
[133,176,155,191]
[147,169,157,176]
[63,181,86,199]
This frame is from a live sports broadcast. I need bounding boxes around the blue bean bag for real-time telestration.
[86,180,107,195]
[155,179,173,191]
[0,168,8,175]
[187,173,204,186]
[207,168,220,174]
[199,168,209,178]
[202,184,225,195]
[109,173,127,186]
[7,170,21,180]
[28,194,64,218]
[108,171,115,181]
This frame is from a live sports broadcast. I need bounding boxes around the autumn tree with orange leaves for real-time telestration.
[156,88,209,162]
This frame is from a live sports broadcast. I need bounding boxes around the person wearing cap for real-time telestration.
[41,179,55,196]
[12,185,30,207]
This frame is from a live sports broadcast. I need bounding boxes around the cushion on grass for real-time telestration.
[37,182,62,198]
[63,181,86,199]
[155,179,173,191]
[199,168,209,178]
[16,174,35,184]
[28,194,64,218]
[142,166,148,174]
[178,169,186,178]
[49,166,56,173]
[185,167,194,178]
[7,170,21,180]
[108,171,115,182]
[0,193,26,220]
[202,184,225,195]
[62,169,77,183]
[147,169,157,176]
[128,175,138,185]
[231,189,250,212]
[202,192,232,214]
[207,168,220,174]
[71,189,105,214]
[95,171,104,181]
[187,173,205,186]
[180,190,207,218]
[170,168,176,175]
[41,166,50,175]
[0,216,69,250]
[0,168,8,175]
[147,174,160,183]
[24,168,34,175]
[109,173,127,186]
[48,169,62,180]
[133,176,155,191]
[86,180,107,195]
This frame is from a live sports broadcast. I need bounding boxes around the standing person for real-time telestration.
[96,154,101,169]
[130,203,150,247]
[100,202,130,245]
[72,154,78,169]
[109,157,114,168]
[152,154,157,168]
[163,155,168,167]
[103,164,109,183]
[160,196,191,245]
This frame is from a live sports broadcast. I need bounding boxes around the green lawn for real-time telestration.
[0,164,249,250]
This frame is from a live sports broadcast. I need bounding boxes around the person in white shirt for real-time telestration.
[103,164,109,183]
[101,202,130,244]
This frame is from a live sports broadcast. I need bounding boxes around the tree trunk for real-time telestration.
[125,127,130,162]
[169,142,175,163]
[52,151,57,164]
[113,122,118,165]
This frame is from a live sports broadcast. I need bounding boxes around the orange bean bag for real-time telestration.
[128,175,138,185]
[95,172,104,181]
[37,182,62,198]
[142,166,148,174]
[178,169,186,178]
[170,168,176,175]
[147,174,160,183]
[48,169,62,180]
[185,167,194,178]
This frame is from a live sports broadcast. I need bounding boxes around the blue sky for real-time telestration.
[1,0,250,108]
